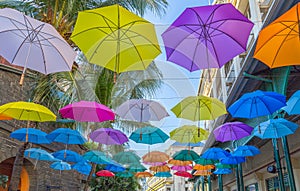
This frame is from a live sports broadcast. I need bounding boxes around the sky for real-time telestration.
[128,0,211,156]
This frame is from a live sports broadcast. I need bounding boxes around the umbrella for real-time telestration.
[89,128,128,145]
[202,148,230,160]
[215,163,235,169]
[135,172,153,178]
[128,164,147,173]
[253,118,298,139]
[10,128,50,144]
[0,113,12,120]
[142,151,169,163]
[171,95,227,121]
[96,170,115,177]
[0,101,56,122]
[83,150,112,164]
[50,161,71,171]
[113,151,141,165]
[172,142,205,147]
[129,126,169,145]
[253,3,300,68]
[0,8,76,84]
[194,170,212,176]
[105,163,125,173]
[47,128,86,144]
[193,164,214,171]
[116,171,133,178]
[72,161,92,175]
[143,161,167,166]
[194,158,218,165]
[228,90,286,119]
[174,171,193,178]
[59,101,115,123]
[155,172,172,177]
[25,148,58,161]
[52,150,84,163]
[214,168,232,174]
[282,90,300,115]
[170,125,209,143]
[168,159,192,166]
[220,156,246,165]
[70,5,161,74]
[115,99,169,122]
[171,165,193,171]
[213,122,253,142]
[161,3,253,71]
[149,165,170,172]
[232,145,261,157]
[172,150,199,161]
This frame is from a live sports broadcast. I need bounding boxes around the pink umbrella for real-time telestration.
[174,171,193,178]
[59,101,115,122]
[90,128,128,145]
[96,170,115,177]
[171,165,193,171]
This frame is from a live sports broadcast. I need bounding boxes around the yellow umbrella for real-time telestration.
[135,171,153,178]
[170,125,209,143]
[70,4,161,74]
[193,164,215,171]
[254,3,300,68]
[193,170,212,176]
[149,165,170,172]
[0,101,56,122]
[171,95,227,121]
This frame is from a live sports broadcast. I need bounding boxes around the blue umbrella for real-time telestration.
[155,172,172,177]
[25,148,58,161]
[228,90,286,118]
[232,145,261,157]
[172,141,205,147]
[220,156,246,165]
[253,118,298,139]
[46,128,87,144]
[105,162,125,172]
[72,161,92,175]
[10,128,50,144]
[50,161,71,170]
[213,168,232,174]
[52,150,84,163]
[282,90,300,115]
[172,150,199,161]
[129,126,169,145]
[83,150,112,164]
[202,148,230,160]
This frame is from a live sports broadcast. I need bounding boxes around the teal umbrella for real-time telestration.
[129,126,169,145]
[83,150,112,164]
[128,164,147,173]
[155,172,172,177]
[113,151,141,165]
[172,150,199,161]
[116,171,134,178]
[194,158,218,165]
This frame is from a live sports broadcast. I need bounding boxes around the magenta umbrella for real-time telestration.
[171,165,193,171]
[59,101,115,122]
[161,3,254,71]
[213,122,253,142]
[89,128,128,145]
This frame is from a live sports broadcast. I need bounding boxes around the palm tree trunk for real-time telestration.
[83,163,96,191]
[8,142,29,191]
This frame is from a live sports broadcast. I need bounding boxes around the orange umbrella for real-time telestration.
[254,3,300,68]
[0,113,12,120]
[168,159,192,166]
[143,151,169,163]
[135,171,153,178]
[149,165,170,172]
[193,164,215,171]
[193,170,212,176]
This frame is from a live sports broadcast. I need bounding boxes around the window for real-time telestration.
[245,183,258,191]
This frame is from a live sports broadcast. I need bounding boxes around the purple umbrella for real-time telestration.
[213,122,253,142]
[89,128,128,145]
[161,3,254,71]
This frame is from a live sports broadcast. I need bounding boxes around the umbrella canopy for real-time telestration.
[171,95,227,121]
[149,165,170,172]
[171,165,193,171]
[90,128,128,145]
[72,161,92,175]
[170,125,209,143]
[128,164,147,173]
[254,3,300,68]
[172,142,205,147]
[283,90,300,115]
[0,8,75,76]
[135,172,153,178]
[214,168,232,175]
[168,159,192,166]
[96,170,115,177]
[0,101,56,122]
[105,163,125,173]
[155,172,172,178]
[213,122,253,142]
[228,90,286,118]
[172,150,199,161]
[83,150,112,164]
[232,145,261,157]
[194,158,218,165]
[143,161,167,166]
[52,150,84,163]
[59,101,115,123]
[215,163,235,169]
[0,113,12,120]
[25,148,58,161]
[113,151,141,165]
[161,3,253,71]
[194,170,212,176]
[70,5,161,73]
[202,148,230,160]
[47,128,86,144]
[115,99,169,122]
[220,156,246,165]
[253,118,298,139]
[10,128,50,144]
[50,161,71,171]
[174,171,193,178]
[142,151,169,163]
[129,126,169,145]
[116,171,134,178]
[193,164,214,171]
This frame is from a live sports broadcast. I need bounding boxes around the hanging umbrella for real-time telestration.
[254,3,300,68]
[214,168,232,174]
[128,164,147,173]
[143,161,167,166]
[253,118,298,139]
[202,148,230,160]
[113,151,141,165]
[70,5,161,74]
[129,126,169,145]
[47,128,86,144]
[161,3,253,71]
[116,171,134,178]
[149,165,170,172]
[83,150,112,164]
[50,161,71,171]
[10,128,50,144]
[90,128,128,145]
[24,148,58,161]
[59,101,115,123]
[72,161,92,175]
[220,156,246,165]
[215,163,235,169]
[213,122,253,142]
[232,145,261,157]
[105,162,125,173]
[172,150,199,161]
[171,95,227,121]
[228,90,286,119]
[142,151,169,163]
[52,150,84,163]
[193,164,215,171]
[96,170,115,177]
[135,172,153,178]
[172,141,205,147]
[168,159,192,166]
[194,158,218,165]
[282,90,300,115]
[170,125,209,143]
[115,99,169,122]
[174,171,193,178]
[0,113,12,120]
[171,165,193,171]
[155,172,172,178]
[194,170,212,176]
[0,8,76,84]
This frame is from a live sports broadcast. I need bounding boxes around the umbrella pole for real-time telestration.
[201,177,205,191]
[19,44,32,86]
[218,174,223,191]
[208,175,212,191]
[281,136,296,191]
[272,138,285,191]
[235,166,241,191]
[238,164,244,191]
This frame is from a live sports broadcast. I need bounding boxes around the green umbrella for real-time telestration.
[128,164,147,173]
[170,125,209,143]
[83,150,112,164]
[215,163,236,169]
[172,150,199,161]
[194,158,218,165]
[113,151,141,165]
[116,171,134,178]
